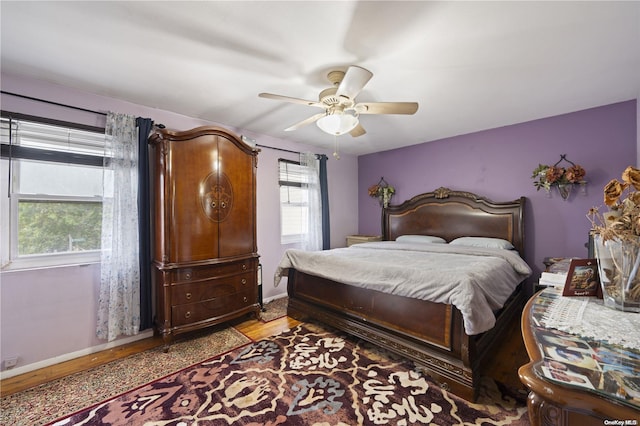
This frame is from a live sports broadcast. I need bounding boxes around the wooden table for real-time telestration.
[519,289,640,425]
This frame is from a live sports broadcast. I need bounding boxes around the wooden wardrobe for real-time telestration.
[149,126,260,348]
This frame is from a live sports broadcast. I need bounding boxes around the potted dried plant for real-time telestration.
[588,166,640,312]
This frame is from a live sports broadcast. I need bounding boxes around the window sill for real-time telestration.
[1,252,101,272]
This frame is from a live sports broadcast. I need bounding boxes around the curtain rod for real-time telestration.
[255,143,301,155]
[256,143,302,154]
[1,90,108,117]
[255,143,325,159]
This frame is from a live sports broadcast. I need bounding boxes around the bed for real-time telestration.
[275,187,531,402]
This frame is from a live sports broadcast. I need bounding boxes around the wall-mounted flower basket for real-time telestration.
[532,154,587,200]
[368,177,395,208]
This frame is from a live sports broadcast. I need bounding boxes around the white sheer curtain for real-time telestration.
[300,152,322,251]
[97,112,140,341]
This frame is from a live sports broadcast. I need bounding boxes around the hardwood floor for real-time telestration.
[485,315,530,392]
[1,314,527,398]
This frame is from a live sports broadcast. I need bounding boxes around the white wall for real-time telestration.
[0,73,358,376]
[252,132,358,301]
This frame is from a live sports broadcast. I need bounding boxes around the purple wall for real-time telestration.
[358,101,637,279]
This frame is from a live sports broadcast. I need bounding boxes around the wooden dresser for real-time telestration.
[149,126,260,348]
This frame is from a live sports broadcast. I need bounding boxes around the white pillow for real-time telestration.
[396,235,447,244]
[449,237,515,250]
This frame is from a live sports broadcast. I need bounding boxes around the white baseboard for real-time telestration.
[262,293,287,304]
[2,295,288,380]
[0,329,154,380]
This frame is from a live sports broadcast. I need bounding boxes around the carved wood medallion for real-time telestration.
[200,172,233,222]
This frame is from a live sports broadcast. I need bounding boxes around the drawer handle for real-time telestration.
[241,278,247,285]
[186,292,192,300]
[242,264,247,270]
[211,201,216,208]
[243,296,248,303]
[184,272,192,280]
[185,311,192,319]
[221,201,227,209]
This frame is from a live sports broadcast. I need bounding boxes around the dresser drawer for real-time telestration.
[171,289,258,326]
[170,259,257,284]
[170,271,256,305]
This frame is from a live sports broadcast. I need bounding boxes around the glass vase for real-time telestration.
[557,183,572,200]
[594,234,640,312]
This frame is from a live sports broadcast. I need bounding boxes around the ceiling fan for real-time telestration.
[259,66,419,137]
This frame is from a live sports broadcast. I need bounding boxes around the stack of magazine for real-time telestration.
[539,257,574,289]
[539,271,568,288]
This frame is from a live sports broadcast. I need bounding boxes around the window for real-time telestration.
[278,159,309,244]
[1,116,107,269]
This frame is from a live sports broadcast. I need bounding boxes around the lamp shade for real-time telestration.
[316,111,358,135]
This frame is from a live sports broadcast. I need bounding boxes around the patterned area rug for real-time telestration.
[47,322,529,425]
[259,296,288,322]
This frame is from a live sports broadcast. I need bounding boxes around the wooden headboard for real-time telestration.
[382,187,526,255]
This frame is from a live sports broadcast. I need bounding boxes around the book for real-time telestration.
[562,259,600,297]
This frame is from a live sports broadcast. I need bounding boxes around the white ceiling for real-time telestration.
[1,1,639,155]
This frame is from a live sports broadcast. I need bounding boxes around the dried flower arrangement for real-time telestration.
[368,177,395,208]
[587,166,640,311]
[588,166,640,243]
[532,160,586,192]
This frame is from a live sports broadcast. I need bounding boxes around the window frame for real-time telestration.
[1,112,106,270]
[278,158,310,245]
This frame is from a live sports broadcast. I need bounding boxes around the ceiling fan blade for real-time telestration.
[335,66,373,99]
[259,93,324,108]
[355,102,419,115]
[284,113,326,131]
[350,123,366,137]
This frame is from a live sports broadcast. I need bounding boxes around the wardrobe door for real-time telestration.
[169,134,220,263]
[217,135,256,258]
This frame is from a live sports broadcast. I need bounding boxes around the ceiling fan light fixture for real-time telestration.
[259,65,417,138]
[316,110,359,136]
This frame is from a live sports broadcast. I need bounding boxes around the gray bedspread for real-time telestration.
[275,241,532,335]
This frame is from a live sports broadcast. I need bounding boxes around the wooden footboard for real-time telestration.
[287,269,526,402]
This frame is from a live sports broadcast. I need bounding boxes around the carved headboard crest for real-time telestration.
[434,187,450,199]
[433,187,483,201]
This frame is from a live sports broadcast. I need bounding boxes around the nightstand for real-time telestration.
[346,235,381,247]
[543,257,572,273]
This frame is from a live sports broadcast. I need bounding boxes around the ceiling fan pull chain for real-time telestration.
[333,135,340,160]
